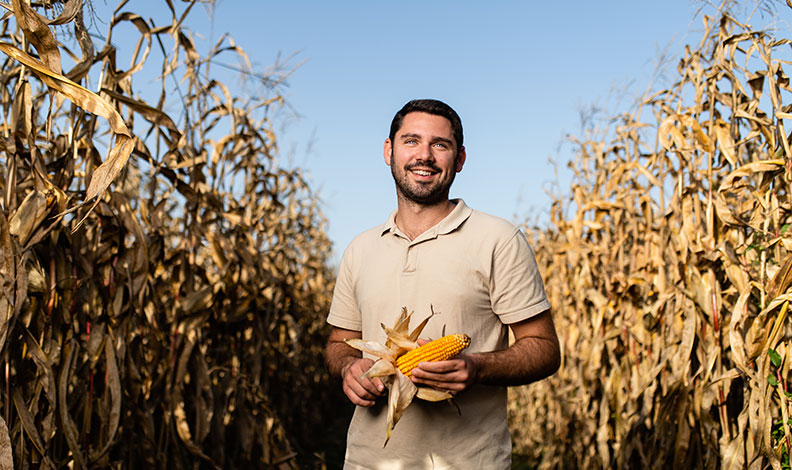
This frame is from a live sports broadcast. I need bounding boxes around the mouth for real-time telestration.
[407,165,440,178]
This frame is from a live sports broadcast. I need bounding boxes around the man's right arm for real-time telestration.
[325,327,385,407]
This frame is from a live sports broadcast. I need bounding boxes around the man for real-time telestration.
[325,99,560,469]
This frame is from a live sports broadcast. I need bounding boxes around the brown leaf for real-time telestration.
[82,135,135,208]
[0,415,13,470]
[767,254,792,300]
[11,389,46,455]
[719,159,785,191]
[57,341,87,469]
[0,42,134,205]
[0,213,26,355]
[712,192,744,226]
[90,337,121,460]
[8,190,50,245]
[47,0,82,26]
[10,0,61,73]
[65,3,95,81]
[100,88,181,134]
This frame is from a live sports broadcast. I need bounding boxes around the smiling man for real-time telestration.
[325,99,560,470]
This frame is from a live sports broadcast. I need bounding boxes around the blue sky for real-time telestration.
[97,1,743,262]
[198,1,712,263]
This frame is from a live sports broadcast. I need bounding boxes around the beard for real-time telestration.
[390,152,457,206]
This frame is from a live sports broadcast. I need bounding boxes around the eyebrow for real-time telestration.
[399,133,454,146]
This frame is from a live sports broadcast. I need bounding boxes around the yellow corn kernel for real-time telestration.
[395,334,471,377]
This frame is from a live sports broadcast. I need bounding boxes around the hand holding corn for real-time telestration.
[341,357,385,407]
[342,307,472,445]
[409,349,477,395]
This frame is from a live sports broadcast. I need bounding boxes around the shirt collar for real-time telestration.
[380,198,472,240]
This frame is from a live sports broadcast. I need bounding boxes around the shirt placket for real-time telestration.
[395,229,438,312]
[403,243,418,273]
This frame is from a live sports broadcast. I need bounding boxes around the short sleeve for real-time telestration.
[489,228,551,324]
[327,245,363,331]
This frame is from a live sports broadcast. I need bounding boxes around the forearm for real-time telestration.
[325,327,385,406]
[468,334,560,386]
[325,340,362,379]
[411,309,560,391]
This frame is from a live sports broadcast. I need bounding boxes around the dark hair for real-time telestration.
[389,99,463,149]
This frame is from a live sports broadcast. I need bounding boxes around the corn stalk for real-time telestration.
[0,1,337,468]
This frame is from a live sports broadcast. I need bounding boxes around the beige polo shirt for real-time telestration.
[328,199,550,470]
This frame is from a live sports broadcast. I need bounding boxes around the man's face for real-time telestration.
[384,112,466,206]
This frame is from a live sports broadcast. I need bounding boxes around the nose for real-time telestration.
[416,142,435,162]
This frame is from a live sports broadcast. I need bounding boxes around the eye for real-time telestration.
[405,139,417,145]
[433,142,448,149]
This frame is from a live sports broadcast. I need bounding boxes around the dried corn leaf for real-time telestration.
[384,373,417,447]
[8,189,50,244]
[0,416,11,470]
[57,341,87,469]
[344,339,398,362]
[0,42,133,205]
[361,358,397,379]
[767,253,792,300]
[719,159,785,191]
[47,0,82,26]
[0,43,128,134]
[10,0,61,73]
[510,9,792,469]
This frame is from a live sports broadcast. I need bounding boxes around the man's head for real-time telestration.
[389,99,463,153]
[385,99,466,206]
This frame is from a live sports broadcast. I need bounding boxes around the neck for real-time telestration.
[394,196,456,240]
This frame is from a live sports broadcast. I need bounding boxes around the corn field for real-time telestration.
[510,5,792,469]
[4,0,792,469]
[0,0,339,468]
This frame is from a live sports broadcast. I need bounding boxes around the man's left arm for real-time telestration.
[410,309,560,393]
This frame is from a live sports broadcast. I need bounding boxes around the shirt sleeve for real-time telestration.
[327,244,363,331]
[489,228,551,324]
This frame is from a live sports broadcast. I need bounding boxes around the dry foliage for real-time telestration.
[0,0,337,468]
[509,7,792,470]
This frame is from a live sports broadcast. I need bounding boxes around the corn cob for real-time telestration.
[395,334,471,377]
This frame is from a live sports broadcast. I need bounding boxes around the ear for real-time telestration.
[384,139,393,166]
[455,146,466,172]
